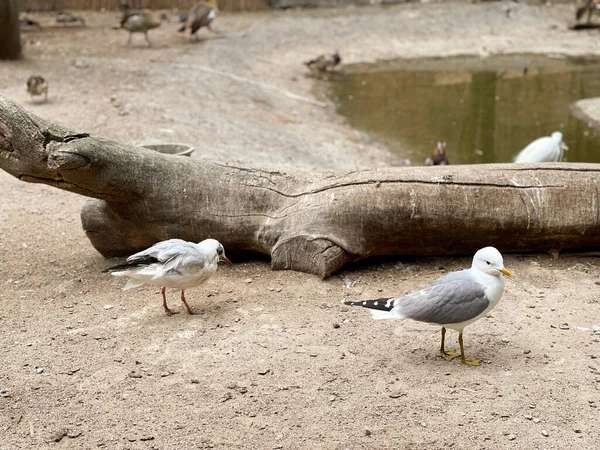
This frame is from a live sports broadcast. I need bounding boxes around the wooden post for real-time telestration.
[0,0,22,60]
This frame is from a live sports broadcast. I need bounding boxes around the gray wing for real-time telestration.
[128,239,207,270]
[392,271,490,325]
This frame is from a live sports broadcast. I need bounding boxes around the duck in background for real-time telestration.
[304,51,342,74]
[20,14,43,29]
[120,9,167,46]
[26,76,49,103]
[425,141,450,166]
[53,11,86,26]
[178,0,220,40]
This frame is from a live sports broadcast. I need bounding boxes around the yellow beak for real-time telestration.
[500,267,512,278]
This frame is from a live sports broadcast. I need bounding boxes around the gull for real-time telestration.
[104,238,231,315]
[345,247,512,366]
[514,131,568,163]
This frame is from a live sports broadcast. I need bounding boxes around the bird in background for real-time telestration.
[576,0,600,23]
[305,51,342,73]
[53,11,86,26]
[425,141,449,166]
[178,0,220,39]
[26,76,48,103]
[513,131,568,163]
[104,238,231,315]
[20,14,43,29]
[345,247,512,366]
[120,9,167,46]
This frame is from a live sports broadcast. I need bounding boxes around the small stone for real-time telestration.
[36,367,44,374]
[0,389,10,398]
[50,429,67,443]
[103,305,114,310]
[507,434,517,441]
[523,350,531,354]
[128,370,142,379]
[559,323,570,330]
[364,429,372,436]
[541,430,549,437]
[258,368,271,375]
[191,378,200,384]
[140,436,154,441]
[67,430,82,439]
[332,323,340,329]
[533,418,540,423]
[574,428,582,433]
[244,278,252,284]
[389,390,407,399]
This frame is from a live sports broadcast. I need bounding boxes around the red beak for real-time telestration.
[222,256,232,265]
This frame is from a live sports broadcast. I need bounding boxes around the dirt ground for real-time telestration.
[1,2,600,449]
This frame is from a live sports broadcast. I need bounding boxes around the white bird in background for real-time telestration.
[514,131,568,163]
[345,247,512,366]
[104,238,231,315]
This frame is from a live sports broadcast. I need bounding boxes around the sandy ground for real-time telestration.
[1,2,600,448]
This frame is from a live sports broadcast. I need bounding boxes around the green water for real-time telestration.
[328,55,600,165]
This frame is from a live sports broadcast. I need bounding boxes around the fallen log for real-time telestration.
[1,95,600,277]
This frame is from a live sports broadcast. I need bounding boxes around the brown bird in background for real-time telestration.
[20,14,43,29]
[53,11,86,26]
[120,10,166,46]
[26,76,48,103]
[178,0,220,39]
[576,0,600,23]
[425,141,450,166]
[305,51,342,73]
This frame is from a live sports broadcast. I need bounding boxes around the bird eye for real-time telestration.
[217,248,223,255]
[485,261,491,265]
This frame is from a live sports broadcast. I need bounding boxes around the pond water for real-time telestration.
[327,55,600,165]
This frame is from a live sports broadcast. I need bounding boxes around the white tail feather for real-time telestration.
[123,278,145,290]
[370,309,406,320]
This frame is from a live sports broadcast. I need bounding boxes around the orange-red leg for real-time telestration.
[162,287,178,315]
[180,290,195,315]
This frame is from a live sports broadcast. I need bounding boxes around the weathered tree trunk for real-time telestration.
[2,95,600,277]
[0,0,22,60]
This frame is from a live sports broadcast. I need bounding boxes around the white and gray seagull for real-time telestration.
[104,238,231,315]
[345,247,512,366]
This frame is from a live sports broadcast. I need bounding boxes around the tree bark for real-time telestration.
[0,0,22,60]
[2,95,600,277]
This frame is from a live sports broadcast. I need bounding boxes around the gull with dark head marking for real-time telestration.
[104,238,231,315]
[345,247,512,366]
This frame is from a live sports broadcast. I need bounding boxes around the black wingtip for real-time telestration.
[344,298,394,311]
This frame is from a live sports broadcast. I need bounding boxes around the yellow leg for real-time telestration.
[458,333,481,366]
[440,327,458,361]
